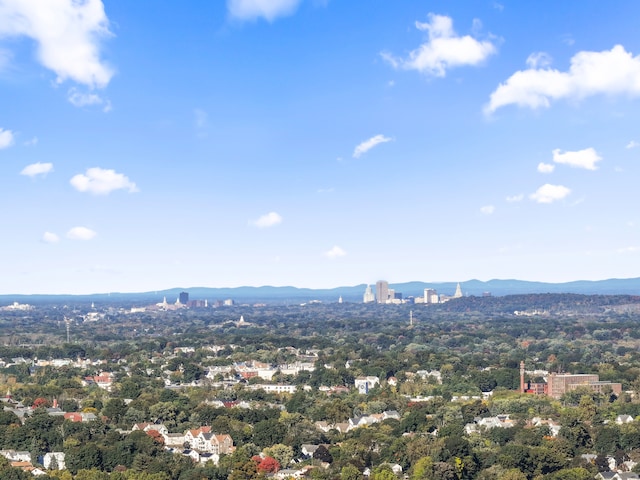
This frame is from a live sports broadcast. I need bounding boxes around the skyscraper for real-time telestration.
[376,280,389,304]
[363,285,375,303]
[179,291,189,305]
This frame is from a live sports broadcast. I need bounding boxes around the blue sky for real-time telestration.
[2,0,640,294]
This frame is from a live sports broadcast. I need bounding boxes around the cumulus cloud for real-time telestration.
[70,167,138,195]
[250,211,283,228]
[506,194,524,203]
[42,231,59,243]
[353,134,392,158]
[66,226,96,240]
[381,13,496,77]
[0,128,14,149]
[626,140,640,149]
[529,184,571,204]
[552,148,602,170]
[227,0,301,21]
[486,45,640,114]
[0,0,114,89]
[480,205,495,215]
[537,162,555,174]
[20,162,53,177]
[325,245,346,259]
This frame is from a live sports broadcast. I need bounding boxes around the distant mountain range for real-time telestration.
[2,278,640,305]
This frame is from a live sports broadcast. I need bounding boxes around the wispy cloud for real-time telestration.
[70,167,138,195]
[618,246,640,254]
[353,134,392,158]
[250,211,283,228]
[227,0,301,22]
[20,162,53,178]
[42,231,60,244]
[486,45,640,114]
[0,128,14,149]
[0,0,114,89]
[381,13,497,77]
[68,88,111,111]
[480,205,495,215]
[626,140,640,149]
[66,226,97,240]
[325,245,346,259]
[537,162,555,174]
[530,184,571,204]
[506,194,524,203]
[526,52,552,69]
[23,136,38,146]
[552,148,602,170]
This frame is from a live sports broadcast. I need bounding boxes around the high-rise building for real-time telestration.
[424,288,437,304]
[376,280,389,304]
[363,285,375,303]
[179,291,189,305]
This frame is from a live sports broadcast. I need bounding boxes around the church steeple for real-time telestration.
[454,283,463,298]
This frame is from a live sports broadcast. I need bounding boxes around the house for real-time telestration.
[42,452,66,470]
[184,426,212,450]
[355,376,380,394]
[616,414,634,425]
[0,450,31,462]
[64,412,97,422]
[301,445,319,457]
[132,423,169,436]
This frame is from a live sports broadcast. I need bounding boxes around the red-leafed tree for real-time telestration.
[32,397,50,408]
[257,456,280,473]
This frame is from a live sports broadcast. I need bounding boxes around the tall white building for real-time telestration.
[363,285,375,303]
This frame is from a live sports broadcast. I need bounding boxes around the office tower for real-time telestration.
[376,280,389,304]
[179,291,189,304]
[363,285,375,303]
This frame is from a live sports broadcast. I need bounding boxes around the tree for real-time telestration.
[256,456,280,473]
[263,444,293,468]
[341,464,364,480]
[313,444,333,464]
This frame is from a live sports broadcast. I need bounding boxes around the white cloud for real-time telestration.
[381,13,497,77]
[0,0,114,89]
[626,140,640,149]
[480,205,495,215]
[70,167,138,195]
[537,162,555,173]
[552,147,602,170]
[0,128,14,149]
[66,226,97,240]
[618,246,640,254]
[529,184,571,204]
[42,231,59,243]
[20,162,53,177]
[353,134,392,158]
[506,194,524,203]
[486,45,640,114]
[250,211,283,228]
[227,0,301,21]
[325,245,346,259]
[526,52,552,69]
[23,136,38,146]
[68,87,111,111]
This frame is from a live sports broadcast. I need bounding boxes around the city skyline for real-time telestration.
[2,1,640,294]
